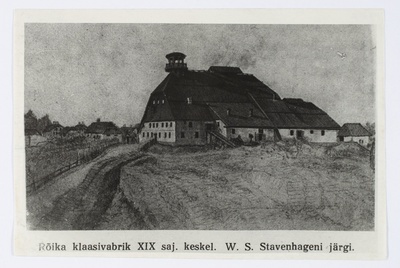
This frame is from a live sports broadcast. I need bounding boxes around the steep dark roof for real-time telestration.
[75,123,87,130]
[208,102,275,128]
[43,123,63,132]
[208,66,243,74]
[141,67,340,130]
[283,99,340,130]
[62,126,77,135]
[86,121,119,134]
[120,126,137,136]
[338,123,372,137]
[104,128,122,135]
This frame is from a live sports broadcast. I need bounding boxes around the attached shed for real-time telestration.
[338,123,372,145]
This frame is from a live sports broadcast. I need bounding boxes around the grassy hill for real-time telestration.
[102,141,374,230]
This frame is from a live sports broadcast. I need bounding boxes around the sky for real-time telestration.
[24,24,376,127]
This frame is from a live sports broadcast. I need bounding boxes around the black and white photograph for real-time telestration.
[11,9,388,261]
[24,23,377,231]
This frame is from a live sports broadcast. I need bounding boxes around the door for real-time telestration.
[296,130,304,139]
[258,128,264,141]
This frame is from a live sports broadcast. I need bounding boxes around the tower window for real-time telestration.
[153,100,156,105]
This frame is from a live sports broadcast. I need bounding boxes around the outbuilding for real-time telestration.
[338,123,372,146]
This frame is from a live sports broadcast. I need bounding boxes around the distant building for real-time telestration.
[338,123,372,145]
[139,52,340,145]
[85,118,122,142]
[43,121,64,138]
[74,122,87,136]
[120,124,138,144]
[25,129,47,146]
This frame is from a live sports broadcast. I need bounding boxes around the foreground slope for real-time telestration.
[107,142,374,230]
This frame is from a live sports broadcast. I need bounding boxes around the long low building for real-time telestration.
[139,52,340,145]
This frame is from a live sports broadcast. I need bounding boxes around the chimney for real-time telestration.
[97,118,101,122]
[227,108,231,116]
[249,108,254,117]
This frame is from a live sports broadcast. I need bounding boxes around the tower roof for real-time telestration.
[166,52,186,59]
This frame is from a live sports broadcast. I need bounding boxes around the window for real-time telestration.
[290,130,294,136]
[156,123,159,128]
[231,129,236,134]
[188,121,193,128]
[149,123,151,128]
[181,132,185,138]
[151,132,153,137]
[142,132,145,137]
[310,130,314,134]
[153,100,156,105]
[321,130,325,136]
[170,122,173,127]
[169,132,171,138]
[157,100,160,104]
[161,123,164,128]
[217,121,220,127]
[195,132,199,138]
[164,132,167,138]
[159,132,161,138]
[162,100,165,104]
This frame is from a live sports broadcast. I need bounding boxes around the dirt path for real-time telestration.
[27,144,141,230]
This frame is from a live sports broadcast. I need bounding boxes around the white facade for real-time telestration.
[279,129,338,143]
[226,127,274,142]
[139,121,176,143]
[342,136,370,145]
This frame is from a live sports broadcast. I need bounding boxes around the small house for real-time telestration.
[85,119,122,142]
[43,121,63,138]
[338,123,372,146]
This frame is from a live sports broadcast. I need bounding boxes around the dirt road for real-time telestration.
[27,144,142,230]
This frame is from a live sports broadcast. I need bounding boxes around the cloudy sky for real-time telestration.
[25,23,376,127]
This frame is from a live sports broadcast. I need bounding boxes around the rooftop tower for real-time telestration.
[165,52,188,75]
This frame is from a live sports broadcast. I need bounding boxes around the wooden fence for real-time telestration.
[26,140,119,195]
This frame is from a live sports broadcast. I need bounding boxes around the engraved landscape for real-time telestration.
[24,24,376,231]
